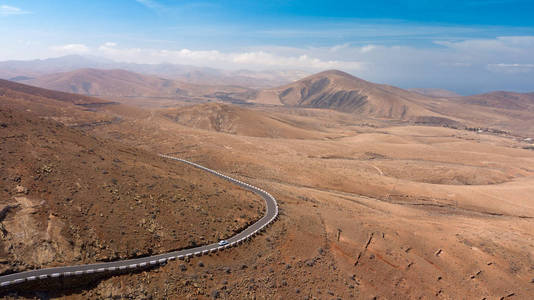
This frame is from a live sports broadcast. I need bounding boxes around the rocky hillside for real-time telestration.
[254,70,440,120]
[0,83,263,277]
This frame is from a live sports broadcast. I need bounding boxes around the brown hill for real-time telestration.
[0,87,262,276]
[0,78,126,128]
[0,78,113,106]
[418,91,534,136]
[19,68,189,97]
[254,70,440,120]
[458,91,534,111]
[19,68,252,100]
[160,102,322,139]
[253,71,534,135]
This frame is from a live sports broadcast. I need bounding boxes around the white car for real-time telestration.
[218,240,229,246]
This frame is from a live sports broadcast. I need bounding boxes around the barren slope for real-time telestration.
[0,85,263,278]
[254,70,443,121]
[159,103,323,139]
[3,79,534,299]
[18,68,253,102]
[255,71,534,136]
[81,104,534,299]
[0,78,113,106]
[458,91,534,111]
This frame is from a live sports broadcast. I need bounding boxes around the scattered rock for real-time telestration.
[179,264,187,271]
[500,292,515,300]
[198,261,205,267]
[470,270,482,279]
[14,185,28,194]
[211,290,220,299]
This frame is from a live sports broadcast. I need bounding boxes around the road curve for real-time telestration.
[0,154,279,289]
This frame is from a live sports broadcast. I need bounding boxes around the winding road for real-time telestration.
[0,154,279,289]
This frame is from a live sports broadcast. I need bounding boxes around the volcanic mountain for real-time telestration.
[253,70,439,120]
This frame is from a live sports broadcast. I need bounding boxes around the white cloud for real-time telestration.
[360,45,376,53]
[487,63,534,73]
[0,5,30,16]
[231,51,363,70]
[103,42,117,47]
[330,43,350,52]
[96,44,365,70]
[434,36,534,54]
[50,44,90,54]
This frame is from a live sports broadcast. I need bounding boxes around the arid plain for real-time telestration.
[1,68,534,299]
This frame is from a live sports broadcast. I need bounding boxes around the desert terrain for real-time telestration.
[1,71,533,299]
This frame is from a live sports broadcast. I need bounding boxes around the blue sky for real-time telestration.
[1,0,533,94]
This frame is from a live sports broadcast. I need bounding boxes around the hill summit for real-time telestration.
[254,69,437,120]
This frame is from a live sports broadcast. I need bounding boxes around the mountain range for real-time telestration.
[0,55,308,88]
[3,60,534,136]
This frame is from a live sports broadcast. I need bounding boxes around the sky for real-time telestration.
[0,0,533,94]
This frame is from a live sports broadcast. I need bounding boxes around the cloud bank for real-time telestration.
[0,5,30,16]
[92,42,365,70]
[50,44,90,54]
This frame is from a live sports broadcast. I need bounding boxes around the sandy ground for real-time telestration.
[2,94,533,298]
[60,103,534,299]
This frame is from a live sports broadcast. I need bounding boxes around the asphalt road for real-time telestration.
[0,154,278,289]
